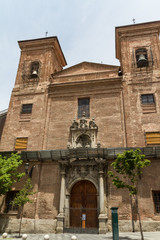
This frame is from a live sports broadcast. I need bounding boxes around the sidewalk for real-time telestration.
[1,232,160,240]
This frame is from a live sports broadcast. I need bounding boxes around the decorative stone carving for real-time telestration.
[69,112,98,148]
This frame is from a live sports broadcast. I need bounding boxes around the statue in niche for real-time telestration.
[76,134,91,148]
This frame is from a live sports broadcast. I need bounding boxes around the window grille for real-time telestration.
[141,94,154,104]
[21,104,33,114]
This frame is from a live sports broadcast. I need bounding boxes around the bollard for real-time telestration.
[71,236,77,240]
[22,234,28,240]
[2,233,8,239]
[111,207,119,240]
[44,235,49,240]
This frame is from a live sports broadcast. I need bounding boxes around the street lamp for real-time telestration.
[25,162,29,174]
[25,162,35,178]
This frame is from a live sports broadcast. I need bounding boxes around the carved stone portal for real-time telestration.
[69,112,98,148]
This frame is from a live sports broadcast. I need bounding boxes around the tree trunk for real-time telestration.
[18,206,24,237]
[135,194,144,240]
[130,195,135,232]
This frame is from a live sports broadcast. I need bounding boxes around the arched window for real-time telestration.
[30,61,39,78]
[136,48,148,68]
[76,134,91,148]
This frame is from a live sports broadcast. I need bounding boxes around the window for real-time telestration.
[146,132,160,145]
[15,137,28,150]
[5,191,19,213]
[78,98,90,118]
[21,104,33,114]
[136,48,148,68]
[152,191,160,214]
[141,94,155,104]
[30,61,39,78]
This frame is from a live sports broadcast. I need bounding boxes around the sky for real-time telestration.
[1,0,160,111]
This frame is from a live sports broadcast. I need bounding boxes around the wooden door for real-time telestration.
[70,180,97,228]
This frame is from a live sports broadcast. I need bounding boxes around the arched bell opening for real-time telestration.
[70,180,98,229]
[136,48,148,68]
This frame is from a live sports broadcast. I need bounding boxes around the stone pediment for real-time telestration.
[52,61,119,77]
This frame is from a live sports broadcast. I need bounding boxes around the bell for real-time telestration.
[31,70,38,76]
[137,54,148,67]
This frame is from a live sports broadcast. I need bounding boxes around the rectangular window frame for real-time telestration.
[78,98,90,118]
[152,191,160,214]
[21,104,33,114]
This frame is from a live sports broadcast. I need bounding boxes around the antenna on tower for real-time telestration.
[45,31,48,37]
[132,18,135,24]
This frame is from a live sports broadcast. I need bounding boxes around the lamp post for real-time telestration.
[25,162,29,174]
[25,162,35,178]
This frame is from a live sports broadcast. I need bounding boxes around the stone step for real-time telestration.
[64,228,99,234]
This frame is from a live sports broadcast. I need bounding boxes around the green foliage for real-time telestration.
[12,178,35,207]
[108,149,151,195]
[0,153,25,195]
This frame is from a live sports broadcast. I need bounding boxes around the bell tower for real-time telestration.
[15,37,67,87]
[116,21,160,76]
[0,36,67,151]
[115,21,160,148]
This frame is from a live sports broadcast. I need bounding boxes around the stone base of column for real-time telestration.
[56,213,64,233]
[98,214,108,234]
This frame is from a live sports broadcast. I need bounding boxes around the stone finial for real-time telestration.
[67,142,71,149]
[82,111,86,117]
[22,234,28,240]
[89,118,97,129]
[70,118,78,129]
[2,233,8,239]
[71,236,77,240]
[44,235,49,240]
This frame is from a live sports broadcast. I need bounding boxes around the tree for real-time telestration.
[12,178,35,237]
[0,153,24,196]
[108,149,151,240]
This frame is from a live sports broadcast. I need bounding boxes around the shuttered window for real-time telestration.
[15,138,28,150]
[152,191,160,214]
[78,98,90,118]
[146,132,160,145]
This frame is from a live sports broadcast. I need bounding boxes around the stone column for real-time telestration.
[59,171,65,213]
[64,193,70,228]
[56,170,66,233]
[98,168,108,234]
[99,170,104,214]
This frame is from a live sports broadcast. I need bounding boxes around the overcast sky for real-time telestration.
[1,0,160,111]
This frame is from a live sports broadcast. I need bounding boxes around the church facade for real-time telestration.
[0,21,160,233]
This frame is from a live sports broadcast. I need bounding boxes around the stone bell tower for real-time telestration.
[115,21,160,148]
[0,37,67,151]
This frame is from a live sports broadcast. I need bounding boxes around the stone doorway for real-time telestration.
[70,180,98,229]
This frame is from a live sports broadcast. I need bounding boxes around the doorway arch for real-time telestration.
[70,180,98,228]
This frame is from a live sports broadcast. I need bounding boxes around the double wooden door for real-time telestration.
[70,180,98,228]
